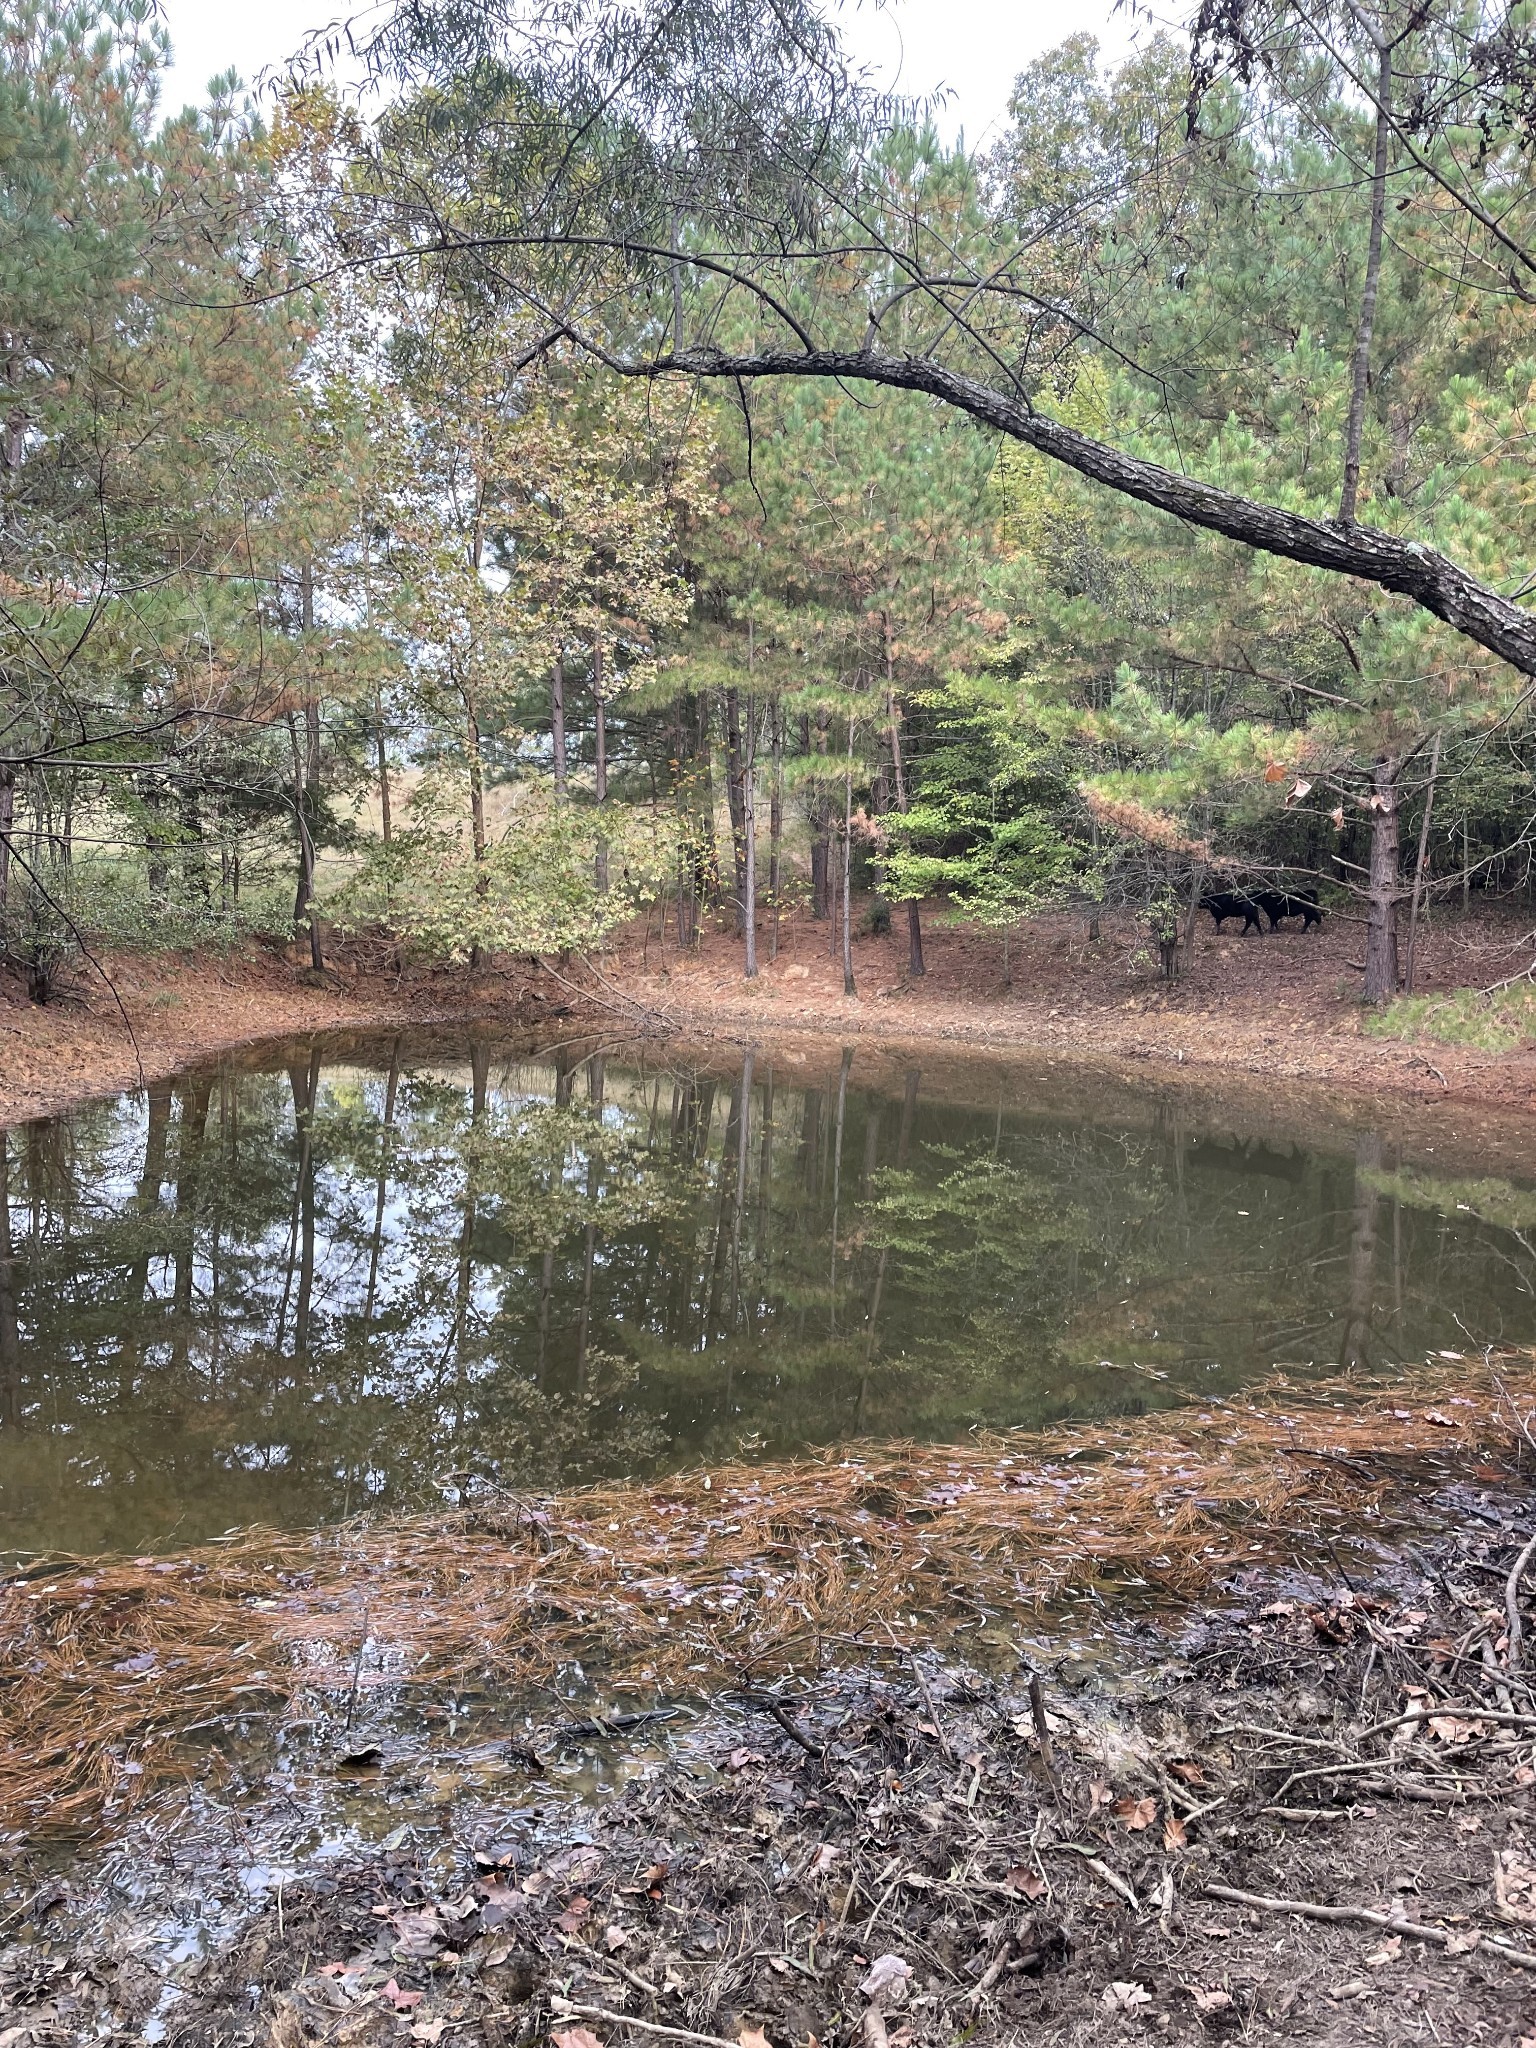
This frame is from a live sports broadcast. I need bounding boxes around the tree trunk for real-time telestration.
[552,655,567,793]
[841,734,856,998]
[288,717,325,975]
[724,685,747,933]
[742,692,758,979]
[1404,732,1441,994]
[0,765,12,917]
[810,711,831,919]
[767,698,783,962]
[593,640,609,893]
[885,680,925,977]
[1363,754,1401,1004]
[1340,38,1393,525]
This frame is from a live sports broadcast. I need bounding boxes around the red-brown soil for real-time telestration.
[3,899,1535,1134]
[613,898,1536,1117]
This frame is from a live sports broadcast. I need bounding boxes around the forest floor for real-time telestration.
[3,897,1536,1130]
[5,1380,1536,2047]
[611,898,1536,1119]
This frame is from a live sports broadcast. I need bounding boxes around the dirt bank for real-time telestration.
[0,945,594,1127]
[612,900,1536,1120]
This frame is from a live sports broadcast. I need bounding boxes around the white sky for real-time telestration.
[155,0,1143,153]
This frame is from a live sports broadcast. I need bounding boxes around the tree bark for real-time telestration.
[724,685,748,933]
[1403,732,1441,994]
[1363,754,1402,1004]
[646,347,1536,679]
[767,697,783,962]
[374,687,393,846]
[810,711,831,919]
[1340,38,1393,525]
[885,679,925,977]
[0,765,12,916]
[288,715,325,974]
[742,692,758,978]
[841,723,856,997]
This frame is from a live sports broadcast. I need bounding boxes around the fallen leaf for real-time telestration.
[1264,761,1287,783]
[1329,805,1345,829]
[809,1844,839,1876]
[1113,1795,1157,1832]
[381,1981,423,2012]
[411,2025,447,2046]
[1445,1930,1482,1955]
[551,2031,604,2048]
[1364,1934,1402,1968]
[728,1748,766,1771]
[1428,1716,1480,1745]
[860,1954,913,2000]
[1102,1981,1153,2011]
[1006,1865,1045,1898]
[1163,1812,1188,1851]
[1088,1779,1112,1812]
[555,1896,591,1936]
[1286,777,1313,804]
[602,1923,628,1952]
[1422,1409,1458,1428]
[1167,1760,1208,1786]
[738,2029,773,2048]
[1190,1988,1232,2014]
[1496,1848,1536,1926]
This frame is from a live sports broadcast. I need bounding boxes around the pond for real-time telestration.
[0,1028,1532,1556]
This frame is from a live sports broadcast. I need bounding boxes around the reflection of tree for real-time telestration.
[3,1036,1536,1552]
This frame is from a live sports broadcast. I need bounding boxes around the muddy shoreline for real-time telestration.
[6,1448,1536,2048]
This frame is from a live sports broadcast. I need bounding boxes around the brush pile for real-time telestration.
[2,1356,1533,1832]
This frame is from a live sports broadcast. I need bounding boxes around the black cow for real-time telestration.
[1257,889,1322,931]
[1200,890,1265,934]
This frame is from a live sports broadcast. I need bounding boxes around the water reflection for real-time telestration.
[0,1032,1532,1554]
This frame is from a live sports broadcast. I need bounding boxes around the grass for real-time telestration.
[3,1354,1532,1836]
[1365,978,1536,1052]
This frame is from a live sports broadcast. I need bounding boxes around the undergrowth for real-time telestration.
[1365,977,1536,1051]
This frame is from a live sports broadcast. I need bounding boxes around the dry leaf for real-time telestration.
[809,1843,839,1875]
[738,2029,773,2048]
[411,2025,447,2046]
[381,1981,424,2011]
[602,1923,629,1951]
[1113,1795,1157,1832]
[1163,1812,1188,1852]
[1190,1988,1232,2014]
[1006,1865,1045,1898]
[1329,805,1345,829]
[552,2032,604,2048]
[1286,777,1313,804]
[1495,1849,1536,1926]
[1167,1760,1208,1786]
[1428,1715,1479,1745]
[1088,1779,1112,1812]
[1364,1935,1402,1968]
[1444,1930,1482,1955]
[555,1896,591,1935]
[860,1955,913,2000]
[728,1748,766,1771]
[1264,762,1287,783]
[1102,1981,1153,2011]
[1422,1409,1458,1427]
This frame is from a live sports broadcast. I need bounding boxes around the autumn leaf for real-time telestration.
[1163,1811,1188,1851]
[381,1980,424,2011]
[1113,1795,1157,1831]
[1264,761,1287,782]
[555,1895,591,1935]
[1329,805,1345,828]
[1286,777,1313,804]
[552,2031,605,2048]
[1102,1981,1153,2011]
[1006,1865,1045,1898]
[738,2028,773,2048]
[1190,1988,1232,2014]
[1167,1760,1207,1786]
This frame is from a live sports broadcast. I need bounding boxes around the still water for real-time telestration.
[0,1030,1532,1555]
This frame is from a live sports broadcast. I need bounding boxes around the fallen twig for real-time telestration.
[1505,1529,1536,1671]
[551,2002,741,2048]
[1204,1883,1536,1970]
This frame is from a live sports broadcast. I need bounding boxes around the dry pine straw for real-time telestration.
[2,1357,1533,1832]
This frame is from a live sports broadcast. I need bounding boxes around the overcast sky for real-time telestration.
[155,0,1144,153]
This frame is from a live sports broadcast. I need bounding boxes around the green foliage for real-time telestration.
[336,780,676,962]
[1364,982,1536,1053]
